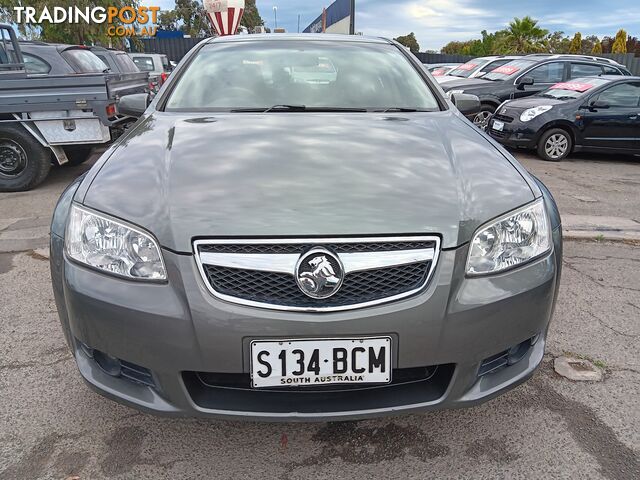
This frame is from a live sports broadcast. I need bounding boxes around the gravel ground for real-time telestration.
[0,150,638,479]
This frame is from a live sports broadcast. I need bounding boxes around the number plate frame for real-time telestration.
[492,120,505,131]
[249,337,392,388]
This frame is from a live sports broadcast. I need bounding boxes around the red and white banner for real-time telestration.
[457,63,477,71]
[491,65,520,75]
[203,0,245,36]
[551,82,594,92]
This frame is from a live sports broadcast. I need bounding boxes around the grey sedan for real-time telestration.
[50,34,562,421]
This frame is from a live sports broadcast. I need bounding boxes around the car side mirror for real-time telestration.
[589,99,609,110]
[516,76,534,90]
[118,93,149,118]
[452,93,481,116]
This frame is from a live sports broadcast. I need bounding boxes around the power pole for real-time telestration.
[297,14,300,33]
[349,0,356,35]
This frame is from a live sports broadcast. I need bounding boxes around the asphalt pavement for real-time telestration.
[0,151,639,479]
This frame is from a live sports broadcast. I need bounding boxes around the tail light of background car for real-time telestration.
[105,103,116,117]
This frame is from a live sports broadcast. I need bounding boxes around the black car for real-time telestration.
[440,55,631,129]
[487,76,640,161]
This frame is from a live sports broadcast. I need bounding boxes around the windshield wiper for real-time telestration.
[263,104,307,113]
[373,107,428,113]
[230,105,367,113]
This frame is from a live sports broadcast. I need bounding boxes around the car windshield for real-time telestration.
[538,78,609,100]
[165,40,440,112]
[448,60,484,78]
[61,48,108,73]
[132,56,155,72]
[114,53,140,73]
[482,59,537,81]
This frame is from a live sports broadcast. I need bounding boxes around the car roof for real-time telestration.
[578,74,640,82]
[523,53,625,67]
[207,33,393,45]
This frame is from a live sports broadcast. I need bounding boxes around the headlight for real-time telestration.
[65,204,166,281]
[520,105,552,122]
[466,199,551,276]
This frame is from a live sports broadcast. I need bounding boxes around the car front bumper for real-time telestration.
[487,116,540,149]
[51,226,561,422]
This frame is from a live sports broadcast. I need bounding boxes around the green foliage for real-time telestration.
[0,0,141,46]
[438,18,635,59]
[157,0,210,37]
[498,16,549,54]
[612,29,627,53]
[158,0,263,36]
[241,0,264,31]
[394,32,420,53]
[568,32,582,54]
[546,31,571,53]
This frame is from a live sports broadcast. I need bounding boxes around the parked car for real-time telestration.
[51,34,562,422]
[424,63,462,77]
[436,56,521,84]
[14,41,110,75]
[88,46,142,75]
[128,52,171,91]
[0,26,149,191]
[440,54,632,129]
[488,75,640,161]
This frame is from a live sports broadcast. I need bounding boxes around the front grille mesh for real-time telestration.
[490,128,508,138]
[203,261,430,308]
[493,113,514,123]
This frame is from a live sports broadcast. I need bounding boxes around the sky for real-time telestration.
[148,0,640,51]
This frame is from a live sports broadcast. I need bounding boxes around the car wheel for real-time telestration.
[63,146,94,166]
[472,105,495,130]
[0,124,51,192]
[537,128,572,162]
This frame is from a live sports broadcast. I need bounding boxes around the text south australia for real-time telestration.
[12,6,160,37]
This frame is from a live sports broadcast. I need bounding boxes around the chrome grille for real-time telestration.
[199,241,435,255]
[194,237,440,312]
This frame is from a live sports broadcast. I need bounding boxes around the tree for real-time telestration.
[0,0,142,45]
[601,36,614,53]
[569,32,582,53]
[627,36,640,55]
[394,32,420,53]
[441,41,468,55]
[241,0,264,31]
[581,35,599,55]
[591,38,603,54]
[158,0,263,37]
[612,29,627,53]
[499,16,549,53]
[546,31,571,53]
[157,0,211,37]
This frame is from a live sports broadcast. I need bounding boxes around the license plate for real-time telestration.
[250,337,391,388]
[492,120,504,131]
